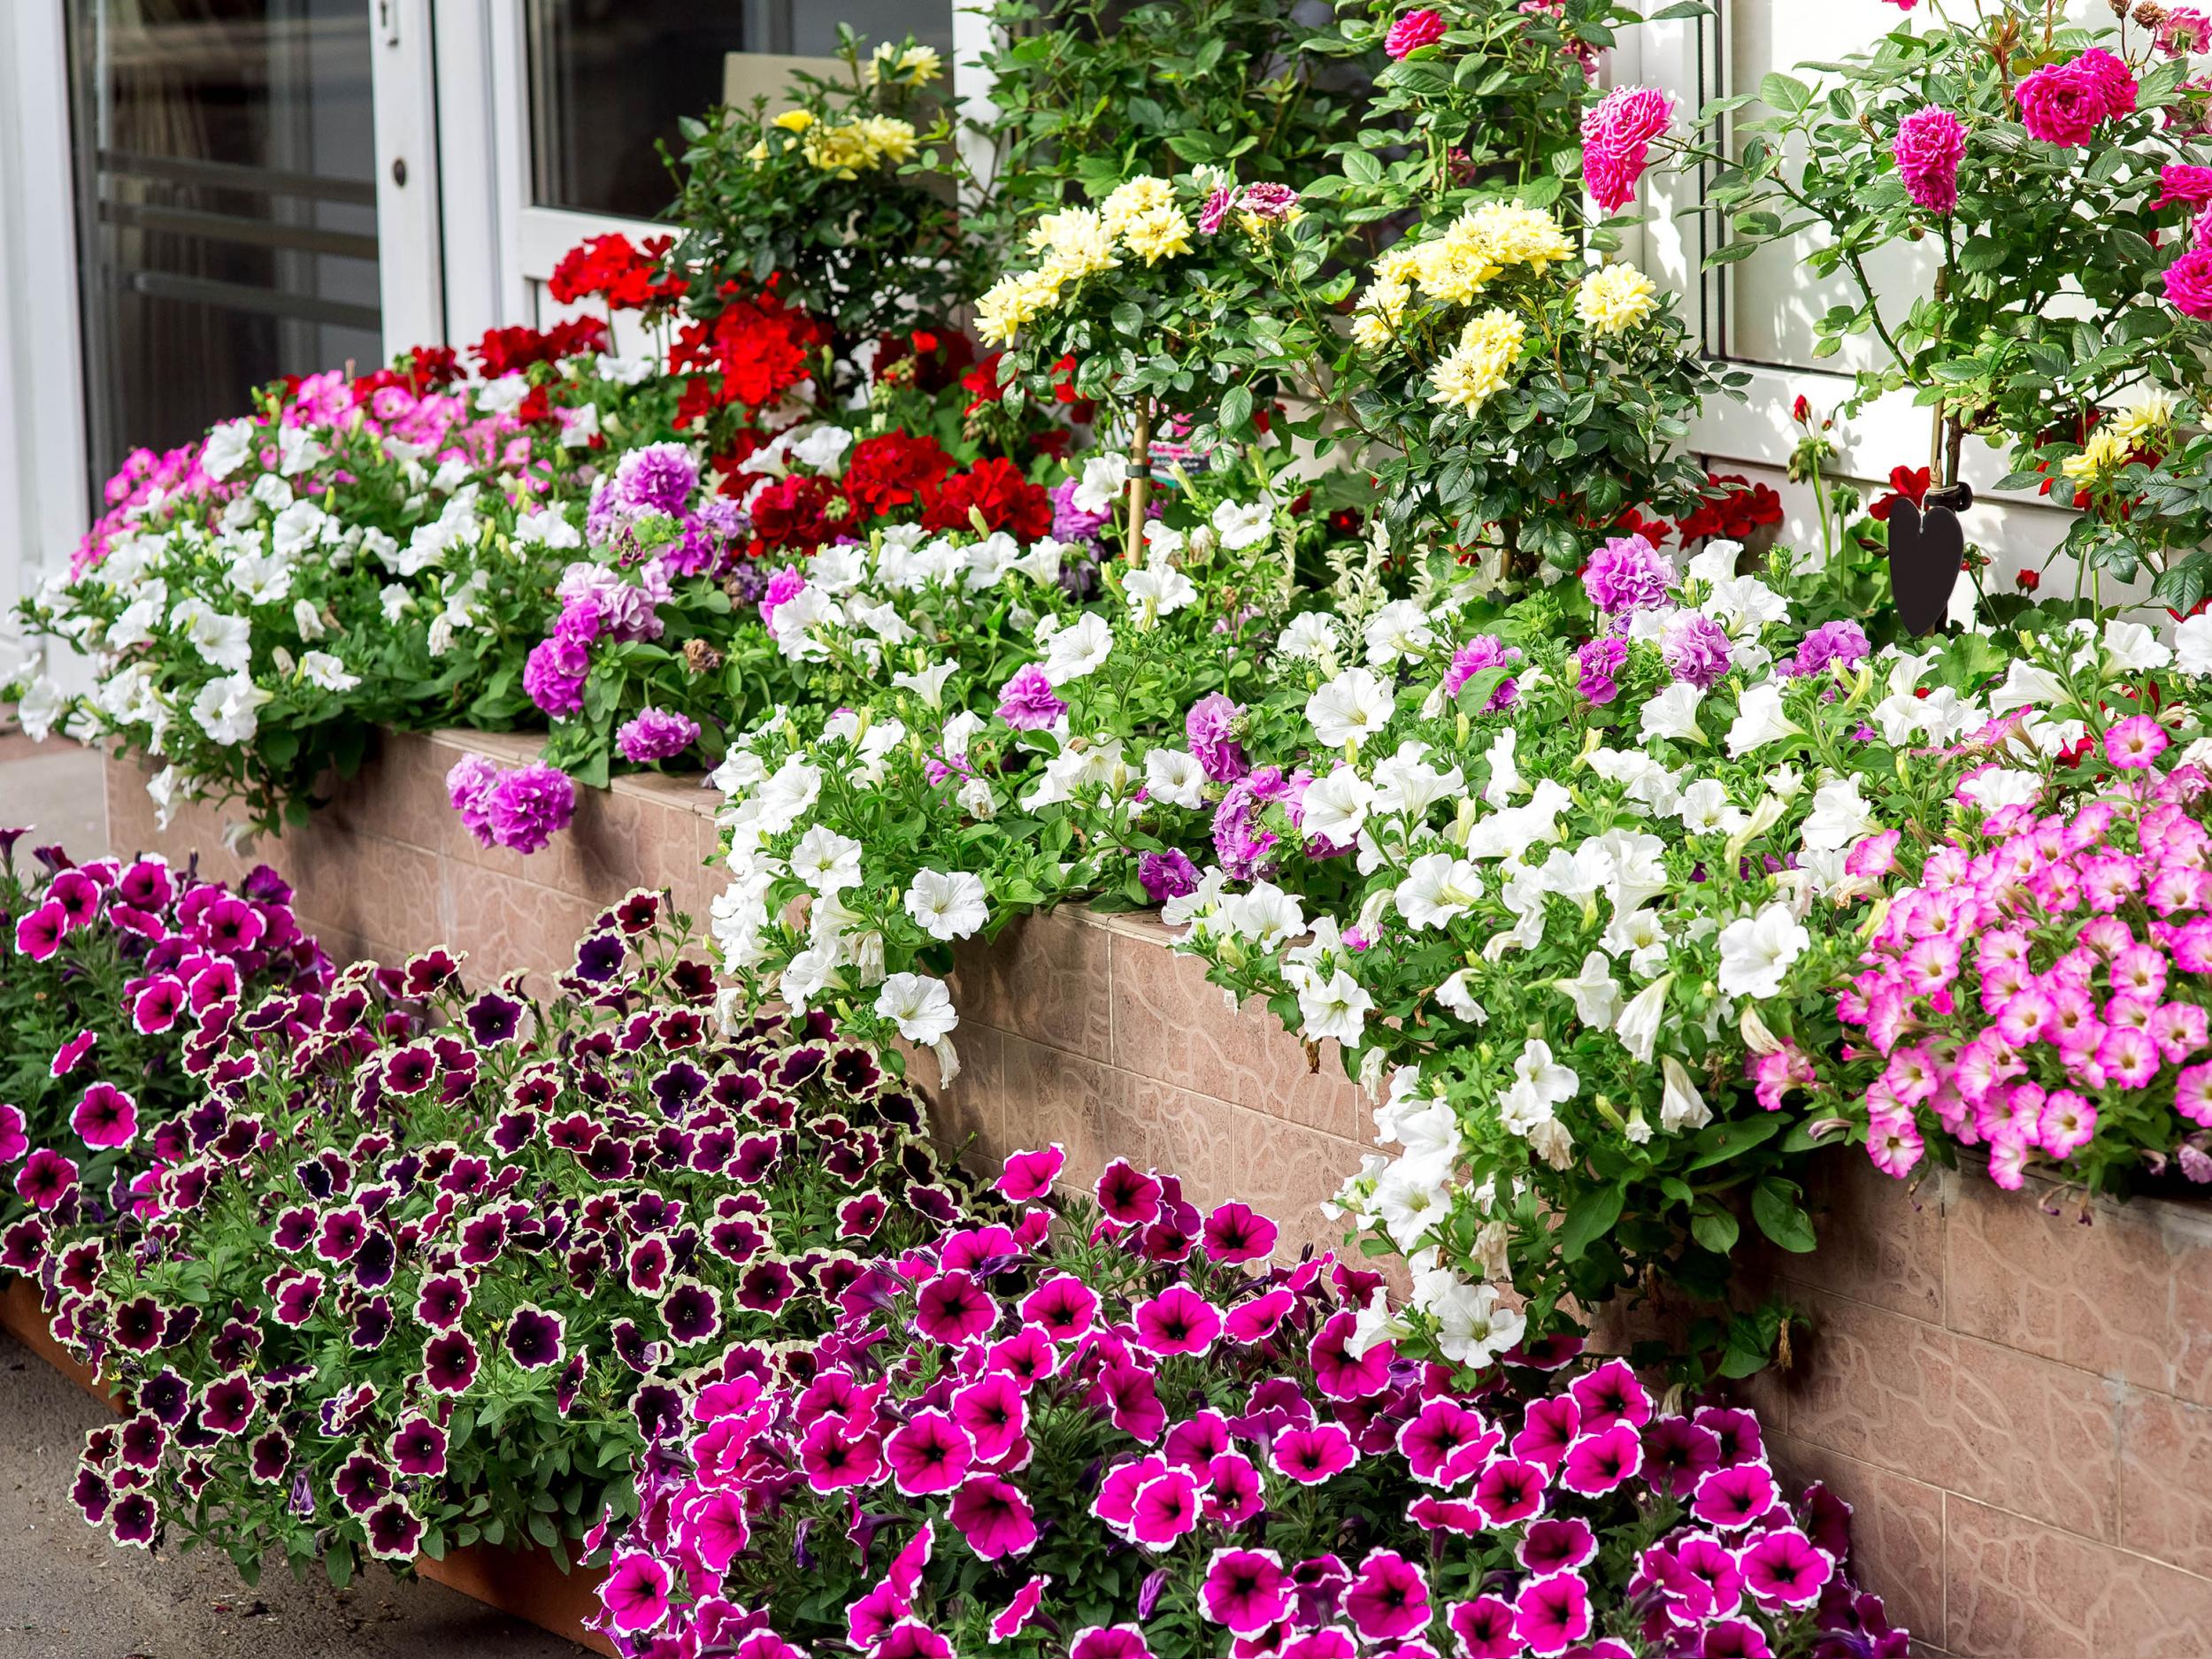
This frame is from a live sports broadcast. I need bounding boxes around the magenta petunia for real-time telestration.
[1201,1547,1291,1636]
[987,1573,1051,1643]
[1514,1571,1593,1657]
[15,902,67,962]
[1069,1628,1154,1659]
[951,1373,1027,1463]
[1345,1548,1431,1642]
[1568,1357,1652,1432]
[915,1270,1000,1344]
[15,1147,79,1211]
[1019,1272,1099,1340]
[1132,1284,1224,1358]
[949,1473,1037,1560]
[1223,1285,1295,1344]
[1271,1422,1358,1486]
[1472,1455,1548,1525]
[1446,1594,1521,1659]
[886,1409,973,1497]
[49,1028,97,1078]
[72,1082,138,1149]
[1740,1525,1835,1609]
[996,1143,1065,1202]
[1309,1309,1393,1400]
[1201,1200,1278,1263]
[1127,1468,1202,1549]
[1094,1157,1163,1226]
[1692,1459,1778,1530]
[1397,1398,1500,1486]
[601,1550,674,1634]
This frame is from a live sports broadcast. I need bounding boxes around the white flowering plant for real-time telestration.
[1144,535,2006,1375]
[707,501,1294,1069]
[14,336,684,835]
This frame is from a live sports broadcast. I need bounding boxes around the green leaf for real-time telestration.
[1110,302,1143,336]
[1690,1203,1740,1256]
[1750,1178,1818,1253]
[1342,149,1383,188]
[1557,1183,1627,1263]
[1218,383,1254,434]
[1758,73,1813,115]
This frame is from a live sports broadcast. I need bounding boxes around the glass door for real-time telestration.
[65,0,441,495]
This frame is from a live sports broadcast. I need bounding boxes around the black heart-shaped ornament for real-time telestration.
[1886,499,1964,637]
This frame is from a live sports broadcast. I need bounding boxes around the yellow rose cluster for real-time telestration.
[749,108,920,178]
[863,42,942,87]
[1349,200,1665,415]
[975,176,1195,347]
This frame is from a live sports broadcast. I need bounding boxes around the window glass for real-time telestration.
[67,0,380,494]
[526,0,956,221]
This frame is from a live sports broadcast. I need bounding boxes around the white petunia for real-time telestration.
[13,677,67,742]
[1123,563,1198,626]
[2103,618,2173,672]
[1305,668,1394,749]
[1425,1276,1525,1369]
[516,506,583,549]
[1958,765,2043,812]
[292,598,328,641]
[1041,612,1115,684]
[1071,453,1128,516]
[1297,968,1373,1047]
[1724,682,1799,757]
[299,651,359,692]
[1395,852,1483,929]
[1363,600,1435,668]
[1369,741,1463,818]
[1224,881,1305,951]
[1300,765,1376,845]
[227,550,294,605]
[1715,902,1809,1000]
[1658,1056,1713,1131]
[2177,615,2212,680]
[891,661,957,708]
[875,972,957,1043]
[1801,775,1878,853]
[1211,498,1275,550]
[902,868,988,941]
[1142,747,1208,810]
[1557,950,1622,1030]
[790,425,854,474]
[1613,973,1674,1064]
[175,601,254,672]
[189,672,273,746]
[1276,612,1341,664]
[789,826,864,896]
[1640,680,1706,744]
[199,419,256,481]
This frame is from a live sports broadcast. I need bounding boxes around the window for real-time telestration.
[524,0,956,222]
[65,0,381,493]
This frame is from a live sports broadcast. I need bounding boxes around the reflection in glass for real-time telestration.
[526,0,956,221]
[66,0,381,496]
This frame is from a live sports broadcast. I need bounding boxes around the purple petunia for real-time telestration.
[616,706,700,764]
[484,763,577,856]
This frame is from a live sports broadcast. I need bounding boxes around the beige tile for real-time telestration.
[951,907,1114,1064]
[1769,1432,1947,1646]
[2118,1389,2212,1579]
[1783,1156,1949,1327]
[1110,930,1364,1141]
[1945,1494,2212,1658]
[1132,1078,1365,1266]
[1944,1171,2212,1405]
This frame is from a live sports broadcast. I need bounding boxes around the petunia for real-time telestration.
[1514,1571,1592,1657]
[987,1573,1051,1644]
[72,1083,138,1150]
[1558,1421,1643,1496]
[1201,1547,1291,1636]
[1271,1423,1358,1486]
[1094,1157,1163,1225]
[951,1373,1027,1462]
[1068,1628,1154,1659]
[49,1028,97,1078]
[1568,1357,1652,1432]
[1310,1310,1393,1399]
[886,1409,973,1496]
[16,1147,79,1211]
[1128,1468,1202,1548]
[1445,1594,1521,1659]
[996,1143,1064,1202]
[1203,1451,1265,1527]
[1740,1525,1835,1609]
[1133,1284,1225,1358]
[1692,1460,1778,1529]
[915,1270,1000,1344]
[422,1330,481,1395]
[1224,1286,1296,1344]
[1473,1455,1547,1525]
[949,1473,1037,1560]
[600,1550,673,1634]
[1344,1548,1431,1643]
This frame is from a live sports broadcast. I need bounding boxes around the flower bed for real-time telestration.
[104,735,2212,1656]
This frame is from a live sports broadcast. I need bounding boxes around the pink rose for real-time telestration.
[1384,8,1445,59]
[1893,105,1965,214]
[1579,84,1675,212]
[2013,57,2125,147]
[2164,243,2212,319]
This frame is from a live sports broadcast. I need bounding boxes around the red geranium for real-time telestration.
[748,473,840,557]
[842,432,955,520]
[548,234,685,311]
[1675,472,1784,542]
[922,457,1054,541]
[872,327,975,396]
[351,344,461,404]
[472,319,609,379]
[671,284,827,425]
[962,352,1011,414]
[1866,465,1932,522]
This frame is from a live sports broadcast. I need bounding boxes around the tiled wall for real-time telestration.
[106,736,2212,1657]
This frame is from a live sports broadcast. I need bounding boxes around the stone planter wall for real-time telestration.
[105,733,2212,1657]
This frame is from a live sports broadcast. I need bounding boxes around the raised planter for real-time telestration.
[105,733,2212,1656]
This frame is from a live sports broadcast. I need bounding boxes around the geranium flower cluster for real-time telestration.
[1832,619,2212,1195]
[36,896,975,1578]
[589,1143,1906,1658]
[1,836,329,1251]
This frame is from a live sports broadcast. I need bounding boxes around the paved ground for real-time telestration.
[0,1331,586,1659]
[0,733,105,858]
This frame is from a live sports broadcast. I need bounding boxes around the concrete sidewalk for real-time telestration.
[0,733,104,857]
[0,1330,586,1658]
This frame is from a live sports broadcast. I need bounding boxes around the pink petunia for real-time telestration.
[1740,1525,1836,1609]
[1202,1200,1279,1263]
[1201,1547,1291,1636]
[1344,1548,1430,1643]
[72,1082,138,1150]
[949,1474,1037,1560]
[1445,1595,1521,1659]
[1557,1421,1643,1496]
[987,1574,1051,1644]
[49,1028,97,1079]
[1133,1284,1225,1358]
[1128,1468,1202,1549]
[995,1143,1064,1202]
[1272,1422,1359,1485]
[886,1410,973,1497]
[1513,1571,1593,1657]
